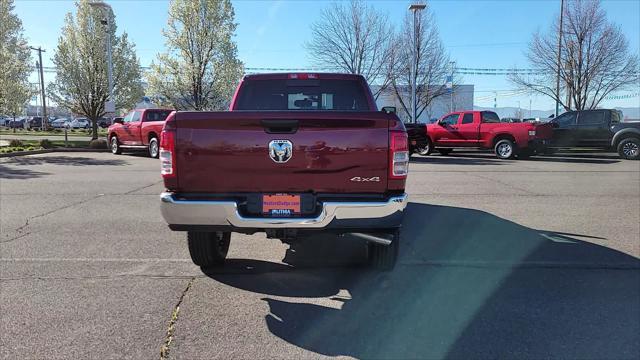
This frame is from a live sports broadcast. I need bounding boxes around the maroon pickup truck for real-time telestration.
[159,73,409,270]
[423,111,553,159]
[108,108,173,158]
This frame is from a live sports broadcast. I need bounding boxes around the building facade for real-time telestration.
[372,85,474,123]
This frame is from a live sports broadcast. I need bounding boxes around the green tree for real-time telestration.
[48,0,143,139]
[147,0,244,111]
[0,0,33,121]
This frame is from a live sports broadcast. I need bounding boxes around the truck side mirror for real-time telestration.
[381,106,396,114]
[113,117,123,124]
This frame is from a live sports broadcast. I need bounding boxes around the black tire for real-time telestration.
[148,137,159,158]
[494,138,516,159]
[417,138,433,156]
[110,136,122,154]
[187,231,231,268]
[438,148,453,156]
[368,229,400,271]
[617,137,640,160]
[518,148,532,159]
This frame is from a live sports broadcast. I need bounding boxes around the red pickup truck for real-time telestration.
[423,111,553,159]
[159,73,409,270]
[108,108,173,158]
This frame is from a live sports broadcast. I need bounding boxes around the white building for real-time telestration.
[372,85,474,123]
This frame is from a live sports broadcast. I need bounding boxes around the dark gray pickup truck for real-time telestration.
[548,109,640,160]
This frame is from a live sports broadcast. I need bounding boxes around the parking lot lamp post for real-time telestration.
[409,4,426,123]
[89,1,115,115]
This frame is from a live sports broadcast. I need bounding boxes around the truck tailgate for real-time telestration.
[174,111,390,193]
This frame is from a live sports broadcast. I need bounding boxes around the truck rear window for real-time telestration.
[145,110,172,122]
[481,111,501,123]
[234,79,370,111]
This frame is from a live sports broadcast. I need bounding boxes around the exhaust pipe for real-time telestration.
[350,232,392,246]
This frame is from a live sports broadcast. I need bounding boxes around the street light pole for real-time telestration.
[89,1,115,114]
[409,3,426,123]
[29,46,47,130]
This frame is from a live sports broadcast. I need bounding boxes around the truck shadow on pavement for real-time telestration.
[205,202,640,359]
[5,156,128,167]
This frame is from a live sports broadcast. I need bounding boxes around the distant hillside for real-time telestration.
[474,106,640,120]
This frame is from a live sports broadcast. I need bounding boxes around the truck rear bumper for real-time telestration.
[160,192,408,230]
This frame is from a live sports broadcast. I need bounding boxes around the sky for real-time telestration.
[13,0,640,110]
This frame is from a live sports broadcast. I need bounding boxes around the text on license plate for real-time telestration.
[262,194,301,216]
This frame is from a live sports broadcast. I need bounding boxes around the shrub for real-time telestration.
[8,139,23,147]
[89,139,108,149]
[39,139,54,149]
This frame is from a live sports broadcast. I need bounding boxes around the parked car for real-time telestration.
[97,117,111,128]
[51,118,70,129]
[404,122,430,155]
[423,110,553,159]
[8,118,25,129]
[547,109,640,160]
[28,116,44,129]
[158,73,408,270]
[108,108,173,158]
[69,118,91,129]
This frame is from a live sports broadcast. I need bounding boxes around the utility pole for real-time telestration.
[555,0,564,117]
[409,3,426,123]
[30,46,47,130]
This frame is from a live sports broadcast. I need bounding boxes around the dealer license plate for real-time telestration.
[262,194,301,217]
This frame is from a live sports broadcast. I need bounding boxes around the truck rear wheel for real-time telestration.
[368,229,399,271]
[187,231,231,268]
[494,139,516,159]
[148,137,159,158]
[417,138,433,156]
[617,137,640,160]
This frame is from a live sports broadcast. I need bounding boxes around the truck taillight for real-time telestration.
[390,131,409,179]
[160,129,175,177]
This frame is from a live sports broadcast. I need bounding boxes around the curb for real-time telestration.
[0,148,110,158]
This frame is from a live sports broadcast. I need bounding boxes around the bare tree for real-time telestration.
[387,4,452,122]
[306,0,393,99]
[512,0,639,111]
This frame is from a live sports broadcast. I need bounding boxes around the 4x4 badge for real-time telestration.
[269,140,293,163]
[350,176,380,182]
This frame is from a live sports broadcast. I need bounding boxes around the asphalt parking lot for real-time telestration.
[1,150,639,359]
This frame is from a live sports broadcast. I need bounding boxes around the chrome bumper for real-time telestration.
[160,192,408,229]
